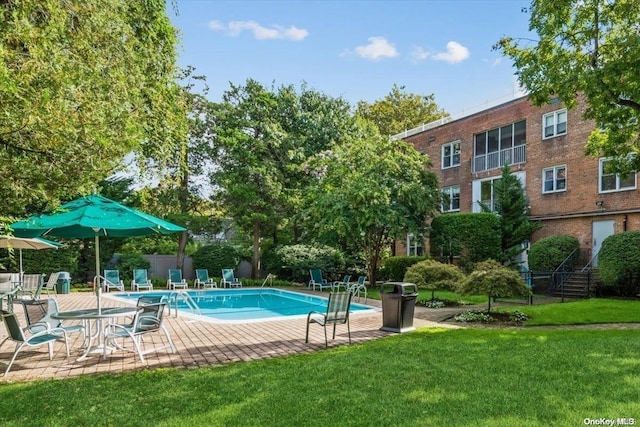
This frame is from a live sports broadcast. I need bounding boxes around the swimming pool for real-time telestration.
[110,288,376,323]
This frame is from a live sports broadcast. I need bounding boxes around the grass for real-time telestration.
[366,288,488,305]
[497,298,640,326]
[1,327,639,426]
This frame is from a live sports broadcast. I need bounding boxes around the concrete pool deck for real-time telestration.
[0,288,456,383]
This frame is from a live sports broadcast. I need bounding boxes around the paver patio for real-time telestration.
[0,289,451,382]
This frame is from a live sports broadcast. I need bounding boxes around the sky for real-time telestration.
[167,0,533,120]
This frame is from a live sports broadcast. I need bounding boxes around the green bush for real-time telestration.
[192,244,242,278]
[263,244,345,283]
[1,246,80,281]
[528,235,580,271]
[430,213,501,273]
[379,256,428,281]
[598,231,640,297]
[403,259,464,300]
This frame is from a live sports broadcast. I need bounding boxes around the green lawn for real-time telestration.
[1,296,639,426]
[1,327,639,426]
[498,298,640,325]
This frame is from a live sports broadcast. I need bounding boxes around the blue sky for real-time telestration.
[168,0,532,117]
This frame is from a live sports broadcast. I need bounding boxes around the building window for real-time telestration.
[542,165,567,193]
[543,109,567,139]
[473,120,526,172]
[599,158,636,193]
[472,171,526,212]
[441,141,460,169]
[442,185,460,212]
[406,234,424,256]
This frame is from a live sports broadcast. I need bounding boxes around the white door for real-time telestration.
[592,220,615,267]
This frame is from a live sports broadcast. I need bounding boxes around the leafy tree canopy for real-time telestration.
[356,84,448,137]
[304,120,441,285]
[496,0,640,173]
[0,0,187,216]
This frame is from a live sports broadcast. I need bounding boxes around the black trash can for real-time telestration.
[380,282,418,333]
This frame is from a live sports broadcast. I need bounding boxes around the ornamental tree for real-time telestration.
[458,259,531,313]
[496,0,640,173]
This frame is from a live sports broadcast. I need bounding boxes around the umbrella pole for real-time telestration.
[19,248,24,284]
[94,233,101,313]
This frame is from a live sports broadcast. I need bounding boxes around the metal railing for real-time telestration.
[166,291,201,317]
[473,145,526,173]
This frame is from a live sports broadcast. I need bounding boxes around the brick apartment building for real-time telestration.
[395,95,640,270]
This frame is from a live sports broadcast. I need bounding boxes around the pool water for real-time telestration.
[112,288,374,322]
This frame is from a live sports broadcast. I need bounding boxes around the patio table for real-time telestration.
[52,306,140,361]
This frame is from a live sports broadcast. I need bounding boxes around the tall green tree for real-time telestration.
[0,0,186,216]
[483,164,542,265]
[355,84,448,137]
[496,0,640,173]
[212,80,357,277]
[304,121,441,285]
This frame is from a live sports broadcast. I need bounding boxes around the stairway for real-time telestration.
[551,270,596,299]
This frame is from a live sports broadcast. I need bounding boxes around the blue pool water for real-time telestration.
[112,288,374,322]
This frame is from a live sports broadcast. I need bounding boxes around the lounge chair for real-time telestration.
[309,269,331,291]
[0,310,69,377]
[167,269,188,290]
[42,272,59,296]
[221,269,242,288]
[332,275,352,292]
[104,300,175,362]
[131,269,153,292]
[102,270,125,292]
[305,291,353,348]
[195,269,217,289]
[20,297,86,340]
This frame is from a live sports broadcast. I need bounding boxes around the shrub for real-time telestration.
[403,259,464,300]
[430,213,501,273]
[454,309,492,323]
[379,256,428,281]
[598,231,640,297]
[264,244,345,283]
[457,259,531,312]
[192,244,242,278]
[528,235,580,271]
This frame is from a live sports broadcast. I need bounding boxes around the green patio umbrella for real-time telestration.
[11,195,186,308]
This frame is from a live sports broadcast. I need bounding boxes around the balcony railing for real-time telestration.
[473,145,526,173]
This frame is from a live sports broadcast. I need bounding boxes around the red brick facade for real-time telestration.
[395,96,640,265]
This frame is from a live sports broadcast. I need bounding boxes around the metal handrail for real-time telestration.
[166,291,201,317]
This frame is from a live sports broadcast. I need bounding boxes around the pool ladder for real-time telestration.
[166,291,202,317]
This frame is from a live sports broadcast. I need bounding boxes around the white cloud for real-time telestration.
[433,41,470,64]
[410,46,430,62]
[354,37,398,60]
[208,20,308,41]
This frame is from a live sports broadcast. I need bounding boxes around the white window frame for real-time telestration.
[542,165,567,194]
[406,233,424,256]
[543,109,567,139]
[472,171,526,212]
[441,140,461,169]
[599,157,637,193]
[441,185,461,213]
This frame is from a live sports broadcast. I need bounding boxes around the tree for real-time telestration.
[403,259,464,301]
[496,0,640,173]
[304,121,441,286]
[355,84,448,137]
[458,260,531,312]
[483,164,541,265]
[211,80,357,277]
[0,0,187,216]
